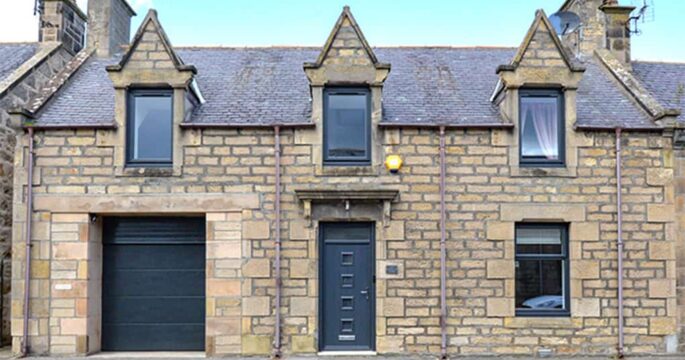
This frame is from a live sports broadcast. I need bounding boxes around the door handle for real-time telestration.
[360,287,369,300]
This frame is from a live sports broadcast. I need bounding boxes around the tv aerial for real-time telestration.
[628,0,655,35]
[549,11,582,36]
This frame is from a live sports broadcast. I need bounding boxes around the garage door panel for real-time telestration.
[102,324,205,351]
[103,269,204,297]
[103,297,205,324]
[102,217,206,351]
[104,245,206,270]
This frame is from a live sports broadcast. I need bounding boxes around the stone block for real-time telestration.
[647,168,673,186]
[570,222,599,241]
[242,296,270,316]
[382,298,404,317]
[571,260,599,279]
[242,221,270,239]
[289,220,310,240]
[207,242,241,259]
[60,318,86,335]
[241,335,271,355]
[487,260,513,279]
[572,298,600,317]
[242,258,271,278]
[486,222,513,241]
[207,279,241,297]
[648,204,675,223]
[52,243,88,260]
[649,279,675,298]
[383,221,405,240]
[486,298,514,317]
[290,259,316,279]
[649,242,675,260]
[501,204,585,222]
[650,317,677,335]
[291,335,316,353]
[290,297,316,316]
[207,317,240,336]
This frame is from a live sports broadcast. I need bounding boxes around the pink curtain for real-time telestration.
[521,101,558,159]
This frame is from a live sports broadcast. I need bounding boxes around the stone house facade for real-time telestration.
[0,0,90,344]
[4,0,685,357]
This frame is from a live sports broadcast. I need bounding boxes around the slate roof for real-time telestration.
[34,46,660,129]
[0,43,38,82]
[632,61,685,122]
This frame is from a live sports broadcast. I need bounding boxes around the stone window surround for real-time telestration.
[485,203,602,322]
[107,67,194,177]
[501,86,581,178]
[308,84,385,177]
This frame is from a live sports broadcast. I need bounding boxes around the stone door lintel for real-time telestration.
[294,188,399,227]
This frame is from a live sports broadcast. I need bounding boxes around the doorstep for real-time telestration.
[317,351,377,356]
[89,352,205,358]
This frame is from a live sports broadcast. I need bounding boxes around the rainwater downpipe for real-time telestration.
[439,126,448,359]
[21,127,35,357]
[273,126,282,358]
[615,127,625,358]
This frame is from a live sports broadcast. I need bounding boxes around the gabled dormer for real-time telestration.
[303,7,390,175]
[493,9,585,177]
[106,9,200,176]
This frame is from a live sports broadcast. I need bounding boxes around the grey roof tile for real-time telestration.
[34,46,660,130]
[632,61,685,122]
[0,43,39,83]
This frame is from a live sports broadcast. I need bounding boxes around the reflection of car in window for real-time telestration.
[521,295,564,309]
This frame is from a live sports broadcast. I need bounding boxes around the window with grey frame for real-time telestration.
[323,88,371,165]
[519,89,565,167]
[515,223,570,317]
[126,89,173,167]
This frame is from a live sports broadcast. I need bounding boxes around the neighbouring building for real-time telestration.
[0,0,89,345]
[5,0,685,357]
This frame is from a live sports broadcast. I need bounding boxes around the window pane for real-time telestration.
[326,93,368,160]
[133,95,172,161]
[516,227,562,255]
[516,259,565,310]
[521,96,559,160]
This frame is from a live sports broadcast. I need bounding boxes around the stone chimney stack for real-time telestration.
[87,0,136,57]
[39,0,87,54]
[600,1,635,68]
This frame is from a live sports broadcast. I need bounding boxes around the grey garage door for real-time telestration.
[102,217,206,351]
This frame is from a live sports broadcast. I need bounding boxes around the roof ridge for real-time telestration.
[633,59,685,65]
[174,45,518,50]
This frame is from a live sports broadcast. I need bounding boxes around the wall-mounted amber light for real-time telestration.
[385,154,403,173]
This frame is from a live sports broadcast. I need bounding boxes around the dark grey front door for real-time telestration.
[319,222,375,351]
[102,217,206,351]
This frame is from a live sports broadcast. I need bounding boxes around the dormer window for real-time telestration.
[519,89,565,167]
[126,89,173,167]
[323,88,371,165]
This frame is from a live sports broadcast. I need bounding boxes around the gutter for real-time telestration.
[273,126,282,358]
[20,127,35,357]
[615,128,625,358]
[438,126,448,359]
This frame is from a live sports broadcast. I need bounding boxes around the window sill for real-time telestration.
[511,166,577,178]
[316,165,379,177]
[116,166,180,177]
[504,316,580,329]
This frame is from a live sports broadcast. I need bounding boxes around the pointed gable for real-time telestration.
[499,9,584,73]
[107,9,195,73]
[304,6,390,85]
[305,6,388,70]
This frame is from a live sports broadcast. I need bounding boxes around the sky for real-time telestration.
[1,0,683,62]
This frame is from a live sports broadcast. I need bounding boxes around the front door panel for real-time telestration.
[320,222,375,351]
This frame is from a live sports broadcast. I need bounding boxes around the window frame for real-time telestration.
[323,87,372,166]
[518,89,565,167]
[125,88,174,167]
[515,223,570,317]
